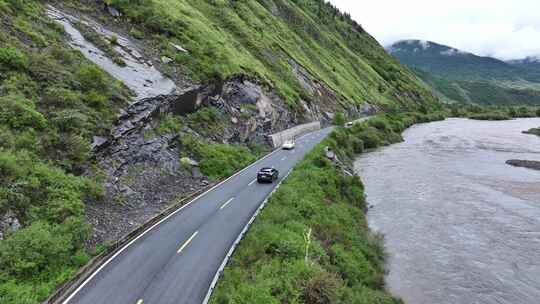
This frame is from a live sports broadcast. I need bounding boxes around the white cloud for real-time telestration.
[327,0,540,60]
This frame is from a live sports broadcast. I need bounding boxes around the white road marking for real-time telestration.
[136,300,144,304]
[281,156,287,161]
[177,231,199,254]
[248,179,257,186]
[60,126,340,304]
[59,140,287,304]
[220,197,235,210]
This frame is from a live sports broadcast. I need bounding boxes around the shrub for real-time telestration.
[0,95,46,130]
[468,112,510,121]
[332,112,346,126]
[355,128,382,149]
[301,271,341,304]
[155,114,183,135]
[368,117,390,132]
[76,64,109,92]
[0,221,73,279]
[0,47,27,71]
[198,143,255,179]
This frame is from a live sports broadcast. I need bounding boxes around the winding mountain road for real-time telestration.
[64,127,334,304]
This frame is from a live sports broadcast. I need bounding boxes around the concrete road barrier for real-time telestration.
[269,121,321,148]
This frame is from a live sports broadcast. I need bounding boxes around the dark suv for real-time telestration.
[257,167,279,183]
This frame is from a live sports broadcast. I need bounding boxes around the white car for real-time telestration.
[282,140,295,150]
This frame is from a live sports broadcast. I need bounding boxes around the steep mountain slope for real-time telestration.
[69,0,438,111]
[389,40,540,105]
[507,57,540,79]
[0,1,439,303]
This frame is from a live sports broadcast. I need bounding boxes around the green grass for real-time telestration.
[468,112,511,121]
[209,112,446,304]
[98,0,438,111]
[179,134,256,180]
[445,103,540,120]
[0,1,131,303]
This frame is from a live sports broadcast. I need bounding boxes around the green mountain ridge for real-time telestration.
[388,39,540,105]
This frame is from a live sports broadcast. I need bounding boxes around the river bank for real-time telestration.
[356,118,540,304]
[209,112,445,303]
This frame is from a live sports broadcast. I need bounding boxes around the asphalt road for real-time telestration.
[64,127,334,304]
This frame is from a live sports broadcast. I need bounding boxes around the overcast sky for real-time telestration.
[328,0,540,60]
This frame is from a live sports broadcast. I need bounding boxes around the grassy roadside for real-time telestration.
[209,112,445,304]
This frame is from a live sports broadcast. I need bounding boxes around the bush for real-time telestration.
[468,112,510,121]
[368,117,390,132]
[0,95,46,130]
[0,47,27,71]
[332,112,346,126]
[179,134,255,179]
[198,143,255,179]
[0,221,74,279]
[356,128,382,149]
[76,64,109,92]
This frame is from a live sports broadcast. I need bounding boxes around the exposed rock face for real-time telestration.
[208,76,299,145]
[0,211,21,241]
[46,4,376,247]
[288,59,380,121]
[86,77,317,245]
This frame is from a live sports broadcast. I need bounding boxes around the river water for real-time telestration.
[354,118,540,304]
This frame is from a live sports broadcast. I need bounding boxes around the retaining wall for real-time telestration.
[269,121,321,148]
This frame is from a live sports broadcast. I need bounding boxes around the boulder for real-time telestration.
[181,157,199,167]
[223,80,261,104]
[170,42,189,53]
[161,56,173,64]
[0,211,21,239]
[106,5,122,18]
[91,136,108,150]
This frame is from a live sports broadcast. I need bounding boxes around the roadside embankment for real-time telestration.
[209,111,446,303]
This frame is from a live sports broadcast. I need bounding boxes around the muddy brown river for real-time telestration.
[354,118,540,304]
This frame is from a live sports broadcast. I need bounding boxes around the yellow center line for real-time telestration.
[220,197,235,210]
[177,231,199,254]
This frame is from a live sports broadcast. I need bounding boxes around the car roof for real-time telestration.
[260,167,274,171]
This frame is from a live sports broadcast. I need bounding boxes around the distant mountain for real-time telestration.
[388,40,540,105]
[507,57,540,78]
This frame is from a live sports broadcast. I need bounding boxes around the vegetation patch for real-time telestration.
[179,134,256,180]
[446,103,540,121]
[209,112,446,304]
[75,0,441,111]
[0,1,130,303]
[523,127,540,136]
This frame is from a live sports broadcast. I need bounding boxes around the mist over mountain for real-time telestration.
[388,40,540,105]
